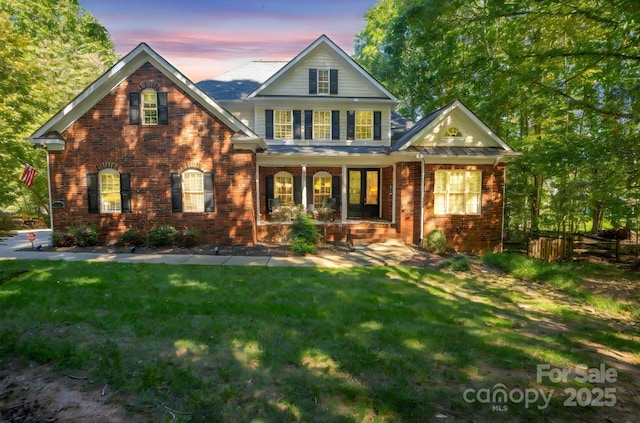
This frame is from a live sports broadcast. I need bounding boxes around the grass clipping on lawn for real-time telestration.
[0,259,638,422]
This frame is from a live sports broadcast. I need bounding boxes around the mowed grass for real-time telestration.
[0,259,638,422]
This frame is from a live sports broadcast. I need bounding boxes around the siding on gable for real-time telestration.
[416,109,499,148]
[258,46,390,99]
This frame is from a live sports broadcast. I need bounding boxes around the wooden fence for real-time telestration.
[528,236,573,261]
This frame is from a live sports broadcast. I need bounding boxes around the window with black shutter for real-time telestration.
[129,92,140,124]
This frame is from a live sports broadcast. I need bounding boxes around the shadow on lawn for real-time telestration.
[0,261,637,422]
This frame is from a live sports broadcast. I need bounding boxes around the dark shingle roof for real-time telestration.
[197,61,287,100]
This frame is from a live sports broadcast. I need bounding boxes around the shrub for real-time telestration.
[289,213,319,255]
[424,229,447,254]
[118,229,145,247]
[314,198,336,221]
[52,231,75,247]
[69,223,99,247]
[178,228,201,248]
[443,254,471,271]
[147,224,177,248]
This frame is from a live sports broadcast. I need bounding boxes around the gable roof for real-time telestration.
[390,100,520,161]
[30,43,265,150]
[246,34,398,102]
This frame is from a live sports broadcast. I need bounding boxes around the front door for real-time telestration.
[347,169,379,218]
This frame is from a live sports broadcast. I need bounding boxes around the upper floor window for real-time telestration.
[347,110,382,141]
[274,110,293,139]
[355,111,373,140]
[309,68,338,95]
[313,111,331,139]
[171,170,214,213]
[142,89,158,125]
[434,170,482,215]
[129,90,168,125]
[87,169,131,214]
[274,171,294,205]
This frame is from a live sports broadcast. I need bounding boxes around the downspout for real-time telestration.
[46,150,53,244]
[418,153,425,244]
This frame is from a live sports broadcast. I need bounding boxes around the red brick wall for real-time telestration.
[423,164,505,254]
[395,162,422,244]
[380,166,394,222]
[49,62,257,246]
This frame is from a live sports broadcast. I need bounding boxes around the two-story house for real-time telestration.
[30,35,518,253]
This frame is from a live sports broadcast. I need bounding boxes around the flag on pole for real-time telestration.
[21,163,36,187]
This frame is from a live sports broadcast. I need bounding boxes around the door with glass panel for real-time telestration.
[347,169,379,218]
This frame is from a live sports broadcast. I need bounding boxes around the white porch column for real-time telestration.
[301,164,307,211]
[255,164,261,224]
[392,164,396,224]
[341,164,347,223]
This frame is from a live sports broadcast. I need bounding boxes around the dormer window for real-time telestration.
[309,69,338,95]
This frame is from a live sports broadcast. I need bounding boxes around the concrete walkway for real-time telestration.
[0,229,418,268]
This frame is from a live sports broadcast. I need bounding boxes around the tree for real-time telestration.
[355,0,640,237]
[0,0,116,218]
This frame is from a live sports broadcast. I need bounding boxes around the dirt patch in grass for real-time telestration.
[0,365,128,423]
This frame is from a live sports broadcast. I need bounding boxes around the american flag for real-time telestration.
[21,164,36,187]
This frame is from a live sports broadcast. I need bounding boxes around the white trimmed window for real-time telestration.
[317,69,330,94]
[142,88,158,125]
[434,170,482,215]
[274,171,294,205]
[355,111,373,140]
[99,169,121,213]
[274,110,293,139]
[313,111,331,139]
[182,170,204,213]
[313,172,332,209]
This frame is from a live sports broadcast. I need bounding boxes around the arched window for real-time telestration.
[443,126,464,139]
[313,171,332,209]
[274,171,294,205]
[99,169,122,213]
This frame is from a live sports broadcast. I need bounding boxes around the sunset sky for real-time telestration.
[79,0,377,82]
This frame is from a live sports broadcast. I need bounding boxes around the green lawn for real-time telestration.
[0,259,638,422]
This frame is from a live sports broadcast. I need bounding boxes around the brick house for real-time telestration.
[30,35,519,253]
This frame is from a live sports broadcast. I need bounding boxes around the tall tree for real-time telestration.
[0,0,116,217]
[355,0,640,236]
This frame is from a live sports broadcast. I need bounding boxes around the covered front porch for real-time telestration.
[257,220,400,245]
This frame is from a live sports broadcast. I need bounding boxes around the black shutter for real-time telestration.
[347,110,355,140]
[204,171,214,212]
[309,68,317,94]
[158,92,168,125]
[332,176,341,209]
[87,173,99,213]
[294,176,302,205]
[306,175,313,207]
[265,176,274,211]
[129,92,140,124]
[293,110,302,140]
[120,173,131,213]
[304,110,313,140]
[330,69,338,95]
[331,110,340,140]
[265,109,274,139]
[171,173,182,212]
[374,111,382,140]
